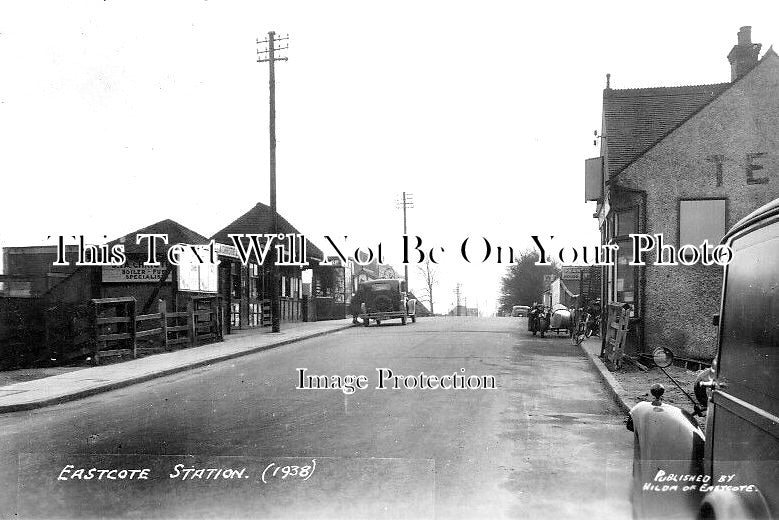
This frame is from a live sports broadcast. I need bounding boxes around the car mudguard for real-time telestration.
[699,487,771,520]
[629,401,705,519]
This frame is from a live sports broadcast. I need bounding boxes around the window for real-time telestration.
[248,303,261,327]
[230,303,240,328]
[615,209,638,237]
[679,199,726,248]
[615,239,637,316]
[231,263,241,299]
[249,263,259,299]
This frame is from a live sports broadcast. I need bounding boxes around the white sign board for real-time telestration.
[561,266,584,280]
[214,242,240,259]
[102,262,172,283]
[177,246,218,293]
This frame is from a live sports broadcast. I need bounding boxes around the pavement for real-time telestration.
[0,318,355,413]
[577,337,632,413]
[577,335,708,416]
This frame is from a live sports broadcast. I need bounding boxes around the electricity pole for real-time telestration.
[257,31,288,333]
[454,283,462,316]
[396,192,414,288]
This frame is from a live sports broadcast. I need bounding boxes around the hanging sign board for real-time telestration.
[214,242,240,259]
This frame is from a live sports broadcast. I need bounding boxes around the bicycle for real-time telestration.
[570,309,591,345]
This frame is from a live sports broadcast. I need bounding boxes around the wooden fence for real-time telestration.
[85,296,222,364]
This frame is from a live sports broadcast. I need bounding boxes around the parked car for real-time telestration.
[358,279,416,326]
[511,305,530,317]
[627,197,779,519]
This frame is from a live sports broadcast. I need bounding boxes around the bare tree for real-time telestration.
[416,259,437,315]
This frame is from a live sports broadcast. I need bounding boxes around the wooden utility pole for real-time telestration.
[397,192,414,288]
[257,31,288,333]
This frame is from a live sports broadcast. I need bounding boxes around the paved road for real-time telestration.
[0,317,632,519]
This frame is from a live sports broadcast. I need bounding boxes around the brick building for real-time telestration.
[585,27,779,360]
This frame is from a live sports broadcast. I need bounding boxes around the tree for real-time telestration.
[416,259,437,315]
[498,249,559,315]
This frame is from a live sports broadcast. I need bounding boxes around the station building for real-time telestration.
[585,27,779,360]
[210,202,324,330]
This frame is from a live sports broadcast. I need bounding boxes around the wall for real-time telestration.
[617,56,779,359]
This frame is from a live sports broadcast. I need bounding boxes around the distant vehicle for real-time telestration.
[627,197,779,520]
[358,279,416,326]
[528,303,549,337]
[511,305,530,317]
[548,304,573,336]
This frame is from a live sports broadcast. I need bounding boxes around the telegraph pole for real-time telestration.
[257,31,288,333]
[396,192,414,288]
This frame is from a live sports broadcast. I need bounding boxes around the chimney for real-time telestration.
[728,26,762,81]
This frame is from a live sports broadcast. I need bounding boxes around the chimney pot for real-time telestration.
[737,26,752,46]
[728,26,761,81]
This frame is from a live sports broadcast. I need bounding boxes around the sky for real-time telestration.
[2,1,778,314]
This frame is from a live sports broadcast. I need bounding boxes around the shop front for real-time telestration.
[210,202,323,330]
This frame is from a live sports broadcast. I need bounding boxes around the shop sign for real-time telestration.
[102,262,172,283]
[214,242,240,259]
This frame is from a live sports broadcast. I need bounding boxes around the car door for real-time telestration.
[709,217,779,512]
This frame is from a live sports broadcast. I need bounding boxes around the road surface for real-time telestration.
[0,317,632,519]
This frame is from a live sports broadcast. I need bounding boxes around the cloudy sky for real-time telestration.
[1,1,777,313]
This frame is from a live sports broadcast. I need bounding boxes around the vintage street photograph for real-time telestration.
[0,1,777,519]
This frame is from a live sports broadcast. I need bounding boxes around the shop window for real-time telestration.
[230,303,240,328]
[680,199,726,249]
[615,239,637,316]
[231,264,242,299]
[248,303,261,327]
[249,263,259,299]
[615,208,638,237]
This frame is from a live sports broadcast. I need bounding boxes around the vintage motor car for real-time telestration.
[511,305,530,317]
[358,279,416,326]
[627,197,779,520]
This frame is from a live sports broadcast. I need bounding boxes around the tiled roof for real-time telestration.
[604,83,730,177]
[110,219,209,255]
[210,203,324,260]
